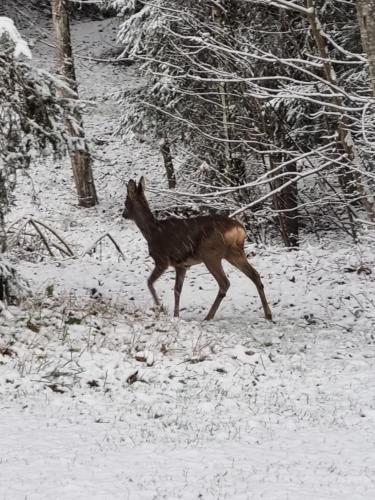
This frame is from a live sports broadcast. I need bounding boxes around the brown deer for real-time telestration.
[123,177,272,321]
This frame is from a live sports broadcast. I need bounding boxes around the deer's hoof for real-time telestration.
[152,304,168,315]
[265,311,273,321]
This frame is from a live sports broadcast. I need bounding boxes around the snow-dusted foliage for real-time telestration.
[0,17,80,244]
[107,0,375,246]
[0,256,25,304]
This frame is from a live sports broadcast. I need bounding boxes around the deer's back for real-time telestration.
[149,215,246,267]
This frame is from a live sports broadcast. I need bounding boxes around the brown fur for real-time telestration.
[123,178,272,321]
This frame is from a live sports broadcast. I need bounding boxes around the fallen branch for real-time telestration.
[28,219,55,257]
[31,219,74,256]
[356,218,375,227]
[7,218,75,257]
[82,232,125,260]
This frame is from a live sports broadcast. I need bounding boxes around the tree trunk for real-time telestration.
[269,154,299,248]
[0,172,7,253]
[357,0,375,97]
[160,138,176,189]
[51,0,98,208]
[305,0,375,221]
[211,5,236,180]
[305,0,356,191]
[258,99,300,248]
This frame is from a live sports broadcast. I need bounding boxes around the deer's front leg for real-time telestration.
[174,267,187,317]
[147,264,167,306]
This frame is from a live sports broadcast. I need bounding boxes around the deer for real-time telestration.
[123,177,272,321]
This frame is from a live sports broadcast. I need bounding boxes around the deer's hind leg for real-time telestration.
[226,251,272,320]
[203,258,230,321]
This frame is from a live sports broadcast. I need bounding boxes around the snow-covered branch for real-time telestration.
[0,17,32,59]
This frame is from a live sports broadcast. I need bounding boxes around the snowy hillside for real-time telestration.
[1,13,375,500]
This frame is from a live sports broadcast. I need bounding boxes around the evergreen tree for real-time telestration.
[0,16,83,300]
[107,0,375,245]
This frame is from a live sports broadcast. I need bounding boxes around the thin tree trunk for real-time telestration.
[159,138,176,189]
[269,154,299,248]
[258,100,300,248]
[0,172,7,253]
[306,1,356,191]
[357,0,375,97]
[306,0,374,221]
[211,6,235,179]
[51,0,98,208]
[219,80,233,175]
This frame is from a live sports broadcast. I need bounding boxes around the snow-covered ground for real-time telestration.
[1,13,375,500]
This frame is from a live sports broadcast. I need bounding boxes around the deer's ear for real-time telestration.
[127,179,137,197]
[138,176,146,193]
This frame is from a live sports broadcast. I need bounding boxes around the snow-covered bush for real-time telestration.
[0,257,26,304]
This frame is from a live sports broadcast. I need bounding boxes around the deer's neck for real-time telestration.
[133,206,158,243]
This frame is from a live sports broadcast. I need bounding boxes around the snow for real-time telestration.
[1,13,375,500]
[0,16,32,59]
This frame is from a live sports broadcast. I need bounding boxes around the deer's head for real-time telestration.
[123,177,148,220]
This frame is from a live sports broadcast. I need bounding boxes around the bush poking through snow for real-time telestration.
[0,257,26,305]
